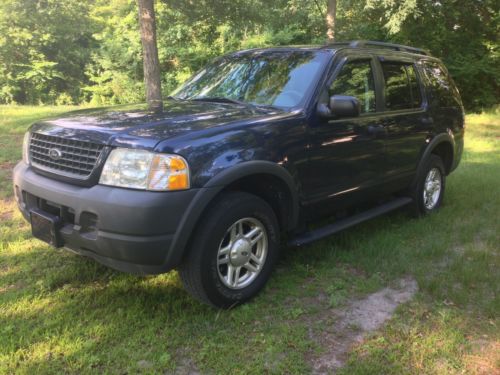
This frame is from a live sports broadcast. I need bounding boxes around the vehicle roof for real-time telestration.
[232,40,433,59]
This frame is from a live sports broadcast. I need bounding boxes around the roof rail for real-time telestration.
[325,40,429,56]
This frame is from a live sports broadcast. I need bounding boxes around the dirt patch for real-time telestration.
[0,198,15,221]
[308,277,418,374]
[465,338,500,375]
[168,349,202,375]
[0,161,16,196]
[0,161,15,171]
[0,281,25,294]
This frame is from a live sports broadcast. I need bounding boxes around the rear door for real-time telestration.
[374,56,433,188]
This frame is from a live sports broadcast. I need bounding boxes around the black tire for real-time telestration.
[178,192,280,308]
[410,154,446,216]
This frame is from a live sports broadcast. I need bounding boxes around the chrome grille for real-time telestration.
[29,133,105,178]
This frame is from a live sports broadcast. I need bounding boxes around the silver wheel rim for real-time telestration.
[423,167,442,210]
[216,217,268,290]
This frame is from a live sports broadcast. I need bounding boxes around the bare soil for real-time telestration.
[308,277,418,374]
[0,198,14,221]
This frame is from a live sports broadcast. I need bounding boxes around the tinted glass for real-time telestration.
[406,64,423,108]
[330,60,376,113]
[422,61,461,108]
[172,51,328,108]
[381,62,422,110]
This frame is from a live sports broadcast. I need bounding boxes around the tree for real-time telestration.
[1,0,497,111]
[0,0,96,104]
[326,0,336,41]
[138,0,162,111]
[365,0,499,111]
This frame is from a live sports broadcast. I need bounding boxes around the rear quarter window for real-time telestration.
[421,61,461,108]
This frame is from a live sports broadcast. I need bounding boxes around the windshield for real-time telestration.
[171,50,328,108]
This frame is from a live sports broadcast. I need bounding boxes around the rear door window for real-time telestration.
[381,61,422,111]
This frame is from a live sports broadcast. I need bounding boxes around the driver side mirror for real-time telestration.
[317,95,361,119]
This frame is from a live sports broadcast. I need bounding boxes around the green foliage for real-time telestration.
[85,0,144,105]
[0,0,97,105]
[0,0,498,111]
[378,0,500,112]
[365,0,420,34]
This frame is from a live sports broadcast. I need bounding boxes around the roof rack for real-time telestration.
[325,40,429,56]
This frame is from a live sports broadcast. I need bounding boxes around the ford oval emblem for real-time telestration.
[48,148,63,161]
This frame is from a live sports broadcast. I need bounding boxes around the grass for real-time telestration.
[1,105,499,374]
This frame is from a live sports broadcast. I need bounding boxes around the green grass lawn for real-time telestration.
[0,105,499,374]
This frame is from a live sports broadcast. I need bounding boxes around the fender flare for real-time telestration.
[412,132,455,186]
[164,161,300,268]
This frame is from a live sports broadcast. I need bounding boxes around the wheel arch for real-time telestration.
[166,161,300,268]
[414,132,455,186]
[430,141,454,174]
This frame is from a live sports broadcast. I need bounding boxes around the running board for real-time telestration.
[288,197,412,247]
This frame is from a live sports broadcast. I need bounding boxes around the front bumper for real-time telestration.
[13,162,200,274]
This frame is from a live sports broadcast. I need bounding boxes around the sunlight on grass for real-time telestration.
[0,105,86,133]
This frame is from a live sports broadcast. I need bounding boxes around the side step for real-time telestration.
[288,197,412,247]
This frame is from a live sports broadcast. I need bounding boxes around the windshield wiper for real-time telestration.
[166,95,184,101]
[191,97,248,106]
[191,97,280,111]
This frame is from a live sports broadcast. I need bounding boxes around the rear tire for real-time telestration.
[179,192,280,308]
[410,154,446,216]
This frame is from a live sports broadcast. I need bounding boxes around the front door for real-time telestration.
[303,54,386,211]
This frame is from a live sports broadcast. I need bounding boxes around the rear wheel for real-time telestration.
[179,192,280,308]
[410,154,446,215]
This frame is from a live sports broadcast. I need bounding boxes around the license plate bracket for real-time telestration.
[30,209,63,248]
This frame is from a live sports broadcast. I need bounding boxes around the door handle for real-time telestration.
[420,116,434,125]
[367,124,386,136]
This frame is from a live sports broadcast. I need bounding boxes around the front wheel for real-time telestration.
[179,192,280,308]
[410,154,446,215]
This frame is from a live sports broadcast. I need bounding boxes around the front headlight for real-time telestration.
[22,132,31,164]
[99,148,190,191]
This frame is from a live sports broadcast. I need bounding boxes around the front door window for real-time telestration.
[330,60,376,114]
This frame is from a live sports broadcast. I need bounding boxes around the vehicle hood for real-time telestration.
[29,100,284,150]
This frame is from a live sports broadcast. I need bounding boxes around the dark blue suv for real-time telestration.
[13,41,464,307]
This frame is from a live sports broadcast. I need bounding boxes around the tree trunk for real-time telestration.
[138,0,162,111]
[326,0,336,41]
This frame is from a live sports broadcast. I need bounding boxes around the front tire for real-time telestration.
[179,192,280,308]
[410,154,446,216]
